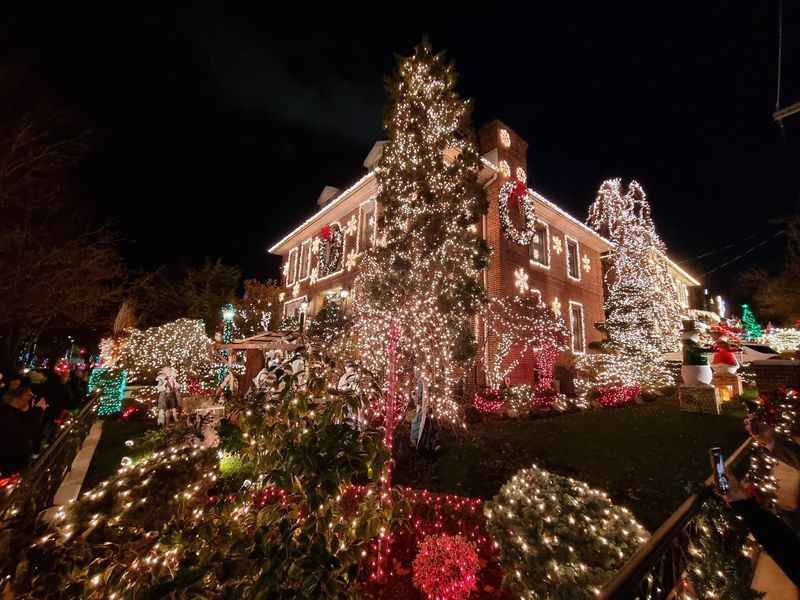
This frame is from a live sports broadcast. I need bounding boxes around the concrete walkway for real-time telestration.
[50,420,104,507]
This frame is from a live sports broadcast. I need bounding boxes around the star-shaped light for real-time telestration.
[582,255,592,273]
[552,237,563,255]
[346,250,358,271]
[514,267,529,294]
[551,297,561,316]
[292,282,300,298]
[346,215,358,236]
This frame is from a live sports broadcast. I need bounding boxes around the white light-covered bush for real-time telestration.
[485,465,649,598]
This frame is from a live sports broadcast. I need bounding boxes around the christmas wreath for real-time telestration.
[498,179,536,245]
[318,223,344,277]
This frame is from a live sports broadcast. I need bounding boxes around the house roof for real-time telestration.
[267,154,701,286]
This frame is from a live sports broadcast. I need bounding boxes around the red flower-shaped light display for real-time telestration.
[597,385,641,407]
[412,534,480,600]
[320,224,332,241]
[473,389,504,415]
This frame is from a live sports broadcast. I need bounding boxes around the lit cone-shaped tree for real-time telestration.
[355,42,489,425]
[741,304,763,341]
[583,179,680,395]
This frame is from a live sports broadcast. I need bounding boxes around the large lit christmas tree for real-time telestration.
[355,42,489,424]
[740,304,763,341]
[584,179,680,393]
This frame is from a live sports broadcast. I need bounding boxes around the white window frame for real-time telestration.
[565,235,581,282]
[568,300,586,354]
[357,198,377,254]
[286,247,298,286]
[298,240,311,281]
[317,221,345,283]
[528,220,551,270]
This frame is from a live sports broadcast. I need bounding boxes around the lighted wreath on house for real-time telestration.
[498,179,536,245]
[317,223,344,277]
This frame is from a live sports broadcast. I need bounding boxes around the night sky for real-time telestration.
[3,5,798,303]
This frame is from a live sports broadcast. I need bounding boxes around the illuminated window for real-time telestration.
[529,221,549,267]
[286,248,298,286]
[298,240,310,280]
[359,200,376,253]
[569,301,585,353]
[565,236,580,281]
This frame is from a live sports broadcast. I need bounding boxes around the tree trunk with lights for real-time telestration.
[355,42,489,425]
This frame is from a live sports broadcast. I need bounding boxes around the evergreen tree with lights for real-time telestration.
[584,179,680,394]
[355,42,489,424]
[740,304,763,341]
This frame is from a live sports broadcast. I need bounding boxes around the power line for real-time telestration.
[699,230,785,277]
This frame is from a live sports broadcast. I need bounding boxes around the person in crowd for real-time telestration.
[0,385,47,475]
[156,367,181,428]
[69,368,89,405]
[722,469,800,587]
[1,371,23,404]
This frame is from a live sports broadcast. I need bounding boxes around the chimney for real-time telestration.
[363,141,388,170]
[317,185,340,207]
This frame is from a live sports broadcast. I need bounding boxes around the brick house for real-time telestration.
[268,120,699,390]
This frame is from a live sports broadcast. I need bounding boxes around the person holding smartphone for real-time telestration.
[716,467,800,588]
[0,385,48,475]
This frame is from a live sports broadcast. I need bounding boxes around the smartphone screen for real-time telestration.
[710,447,729,494]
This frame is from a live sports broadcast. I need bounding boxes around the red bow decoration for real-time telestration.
[508,180,527,207]
[320,225,331,241]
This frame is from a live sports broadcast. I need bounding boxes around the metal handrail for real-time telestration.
[0,395,98,522]
[599,437,753,599]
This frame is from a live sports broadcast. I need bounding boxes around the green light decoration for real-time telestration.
[216,303,236,384]
[741,304,763,341]
[222,303,235,344]
[88,367,128,415]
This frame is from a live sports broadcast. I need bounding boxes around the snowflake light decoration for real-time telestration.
[552,236,563,255]
[551,297,561,316]
[311,237,321,256]
[282,262,290,276]
[499,160,511,178]
[292,282,300,298]
[499,128,511,148]
[514,267,529,294]
[346,250,358,271]
[346,215,358,236]
[582,255,592,273]
[309,266,318,285]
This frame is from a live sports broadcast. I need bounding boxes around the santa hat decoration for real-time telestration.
[712,348,738,366]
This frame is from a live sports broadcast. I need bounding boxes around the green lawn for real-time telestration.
[81,417,157,493]
[394,398,747,529]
